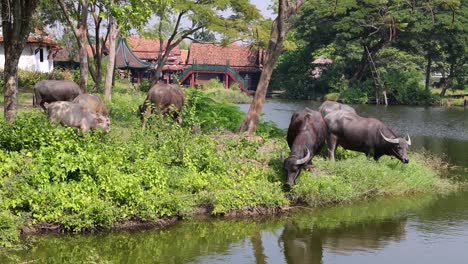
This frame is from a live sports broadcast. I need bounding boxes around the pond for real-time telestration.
[2,99,467,264]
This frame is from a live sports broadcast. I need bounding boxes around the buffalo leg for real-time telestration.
[40,101,47,112]
[327,134,338,161]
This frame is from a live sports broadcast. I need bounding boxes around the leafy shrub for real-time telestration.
[324,92,340,101]
[0,69,71,91]
[340,81,371,104]
[138,80,151,93]
[384,69,434,105]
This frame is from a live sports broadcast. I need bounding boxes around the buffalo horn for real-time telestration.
[294,148,311,165]
[280,149,285,162]
[406,134,412,146]
[380,130,399,144]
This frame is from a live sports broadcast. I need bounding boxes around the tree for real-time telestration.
[239,0,306,134]
[147,0,260,85]
[1,0,38,122]
[57,0,90,93]
[104,1,119,101]
[193,30,216,43]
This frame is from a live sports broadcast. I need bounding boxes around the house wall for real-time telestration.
[0,44,54,73]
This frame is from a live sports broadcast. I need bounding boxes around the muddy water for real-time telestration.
[2,99,467,264]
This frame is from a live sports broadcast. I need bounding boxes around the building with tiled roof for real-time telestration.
[181,42,265,91]
[0,34,59,73]
[114,36,187,84]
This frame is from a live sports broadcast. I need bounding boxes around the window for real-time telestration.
[39,48,44,62]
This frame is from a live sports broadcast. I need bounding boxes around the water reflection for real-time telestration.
[4,194,457,264]
[281,218,406,264]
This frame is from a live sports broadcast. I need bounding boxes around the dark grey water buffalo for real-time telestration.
[282,108,328,188]
[73,94,109,116]
[324,110,411,163]
[47,101,110,133]
[33,80,82,111]
[138,83,185,128]
[319,100,356,117]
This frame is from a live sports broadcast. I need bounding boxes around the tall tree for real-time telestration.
[103,3,119,102]
[87,1,105,92]
[239,0,306,134]
[1,0,38,122]
[147,0,260,85]
[57,0,90,93]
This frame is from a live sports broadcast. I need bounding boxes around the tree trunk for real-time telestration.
[439,63,454,97]
[104,14,119,101]
[88,5,102,92]
[425,53,432,91]
[78,0,89,93]
[239,19,284,134]
[239,0,305,134]
[57,0,89,93]
[349,40,386,86]
[3,61,20,122]
[2,0,38,122]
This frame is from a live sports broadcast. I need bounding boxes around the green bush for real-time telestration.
[340,81,371,104]
[384,69,434,105]
[138,80,151,93]
[0,69,71,91]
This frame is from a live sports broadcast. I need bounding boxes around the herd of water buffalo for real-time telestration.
[32,79,412,188]
[282,101,412,188]
[32,80,185,132]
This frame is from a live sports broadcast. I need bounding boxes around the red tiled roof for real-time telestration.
[180,50,189,64]
[126,36,181,61]
[187,43,264,72]
[0,36,58,47]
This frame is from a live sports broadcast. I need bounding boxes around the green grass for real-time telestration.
[0,79,457,246]
[197,79,252,104]
[290,154,455,207]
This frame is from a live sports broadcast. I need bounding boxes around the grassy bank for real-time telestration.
[0,81,456,246]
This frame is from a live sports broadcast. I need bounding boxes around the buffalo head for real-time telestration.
[380,130,411,163]
[281,148,311,189]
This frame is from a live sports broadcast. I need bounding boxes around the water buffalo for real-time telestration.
[282,108,327,188]
[33,80,82,111]
[319,100,356,117]
[138,83,185,128]
[72,94,109,116]
[47,101,110,133]
[324,110,411,163]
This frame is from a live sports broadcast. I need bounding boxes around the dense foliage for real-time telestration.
[271,0,467,105]
[0,83,455,246]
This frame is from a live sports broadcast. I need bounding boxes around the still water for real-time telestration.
[2,99,468,264]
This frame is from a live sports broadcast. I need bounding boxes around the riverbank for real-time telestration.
[0,85,458,247]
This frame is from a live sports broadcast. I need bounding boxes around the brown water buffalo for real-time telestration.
[319,100,356,117]
[282,108,327,188]
[324,110,411,163]
[73,94,109,116]
[138,83,185,128]
[33,80,82,111]
[47,101,110,133]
